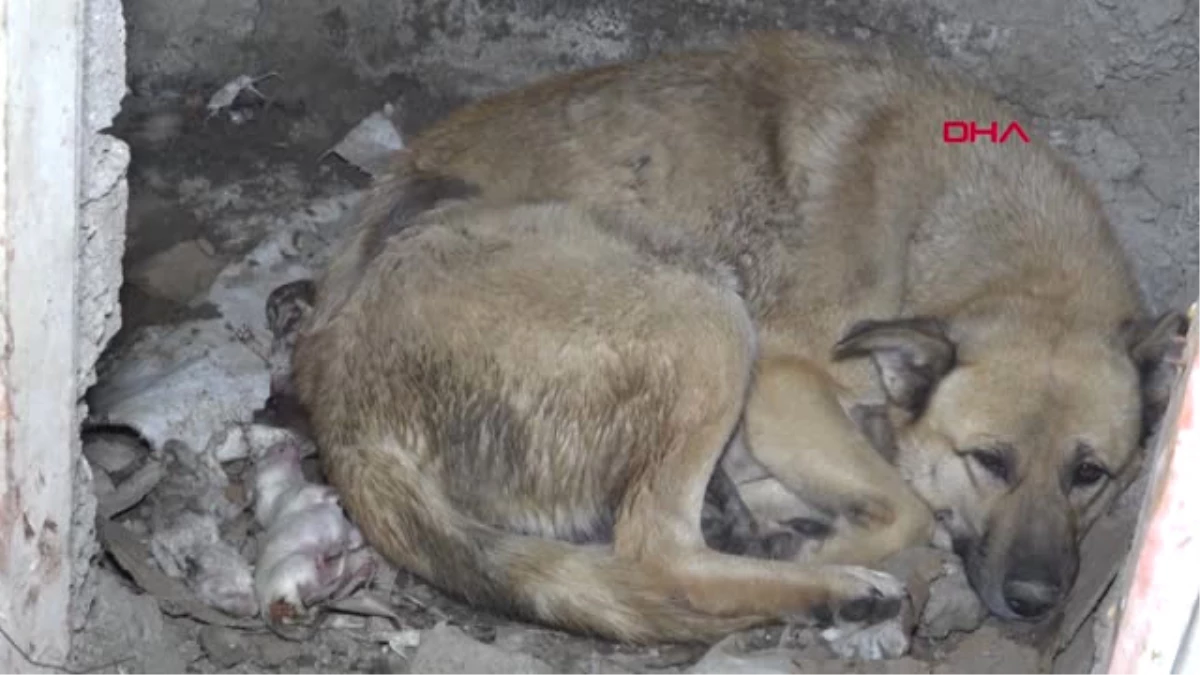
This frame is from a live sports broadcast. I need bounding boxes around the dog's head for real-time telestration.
[834,311,1185,621]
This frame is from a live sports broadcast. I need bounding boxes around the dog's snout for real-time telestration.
[1002,577,1060,619]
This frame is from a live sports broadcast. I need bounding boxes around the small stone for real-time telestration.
[65,568,187,673]
[92,466,117,500]
[918,563,987,639]
[687,634,802,674]
[129,238,226,303]
[932,624,1039,673]
[252,634,308,667]
[791,657,934,673]
[328,104,405,176]
[83,433,146,475]
[823,613,912,661]
[880,546,952,623]
[386,628,423,653]
[409,624,555,674]
[198,625,252,669]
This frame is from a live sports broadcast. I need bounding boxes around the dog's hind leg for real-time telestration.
[607,318,906,630]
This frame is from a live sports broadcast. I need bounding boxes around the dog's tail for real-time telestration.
[330,441,769,645]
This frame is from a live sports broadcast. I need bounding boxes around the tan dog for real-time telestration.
[293,31,1184,641]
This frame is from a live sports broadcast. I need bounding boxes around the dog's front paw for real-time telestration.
[814,566,913,660]
[828,566,906,624]
[822,616,911,661]
[787,565,905,631]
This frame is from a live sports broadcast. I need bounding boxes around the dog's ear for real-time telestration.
[832,317,957,415]
[1121,310,1189,437]
[1123,311,1187,368]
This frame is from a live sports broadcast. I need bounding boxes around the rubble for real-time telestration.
[931,625,1040,674]
[325,104,405,176]
[198,625,254,669]
[918,566,987,640]
[409,624,556,674]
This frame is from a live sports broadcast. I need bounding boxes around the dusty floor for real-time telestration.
[59,73,1161,673]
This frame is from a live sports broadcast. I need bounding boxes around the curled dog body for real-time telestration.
[294,201,907,644]
[294,30,1185,638]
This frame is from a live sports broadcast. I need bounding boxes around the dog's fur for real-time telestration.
[293,31,1183,642]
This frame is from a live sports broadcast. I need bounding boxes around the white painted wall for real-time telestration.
[0,0,82,669]
[0,0,126,669]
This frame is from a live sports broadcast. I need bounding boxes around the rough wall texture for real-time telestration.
[121,0,1196,309]
[1,0,97,668]
[74,0,130,636]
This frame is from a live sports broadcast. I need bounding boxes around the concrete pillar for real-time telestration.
[0,0,127,669]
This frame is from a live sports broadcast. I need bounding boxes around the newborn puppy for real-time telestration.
[703,403,902,560]
[252,439,375,625]
[256,280,318,437]
[702,464,826,560]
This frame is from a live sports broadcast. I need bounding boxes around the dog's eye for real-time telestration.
[1072,461,1108,488]
[968,449,1010,482]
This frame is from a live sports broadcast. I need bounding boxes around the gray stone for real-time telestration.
[66,568,189,674]
[409,624,555,674]
[918,564,987,639]
[83,432,145,475]
[198,625,253,669]
[932,624,1040,674]
[251,635,308,667]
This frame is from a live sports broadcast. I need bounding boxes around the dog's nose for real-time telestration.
[1002,577,1060,618]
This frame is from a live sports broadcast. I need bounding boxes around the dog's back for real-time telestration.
[295,201,769,642]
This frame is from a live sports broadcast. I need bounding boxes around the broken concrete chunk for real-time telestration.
[1053,614,1097,674]
[83,432,148,475]
[198,624,253,669]
[97,458,166,519]
[918,562,987,639]
[688,648,798,673]
[1050,493,1141,656]
[385,627,423,653]
[690,632,932,675]
[66,568,189,674]
[88,193,357,458]
[932,624,1040,674]
[249,634,308,667]
[791,657,935,673]
[880,546,954,622]
[687,634,804,674]
[129,238,226,303]
[328,103,405,175]
[409,624,556,674]
[823,613,913,661]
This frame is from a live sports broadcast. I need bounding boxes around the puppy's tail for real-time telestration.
[331,444,769,645]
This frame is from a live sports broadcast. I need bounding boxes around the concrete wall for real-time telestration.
[0,0,127,668]
[124,0,1198,313]
[0,0,84,668]
[73,0,130,637]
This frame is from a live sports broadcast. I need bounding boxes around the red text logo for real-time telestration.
[942,120,1030,144]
